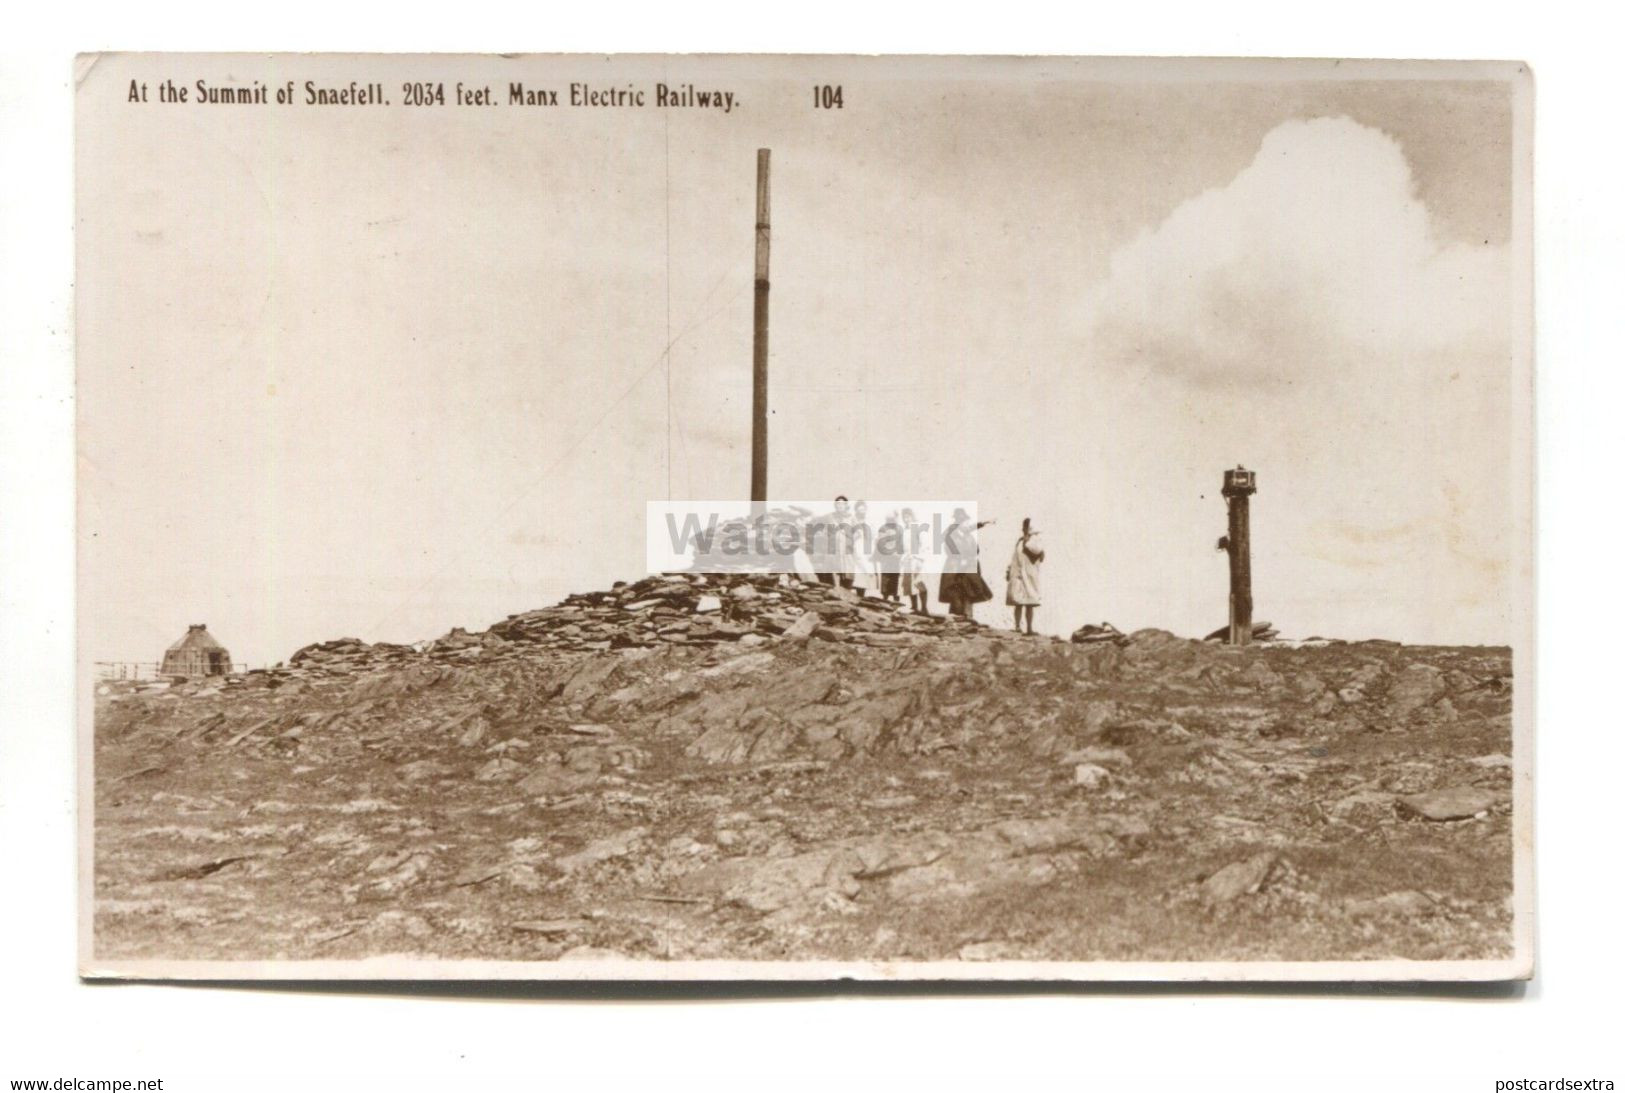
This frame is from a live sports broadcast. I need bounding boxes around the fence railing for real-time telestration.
[94,661,254,681]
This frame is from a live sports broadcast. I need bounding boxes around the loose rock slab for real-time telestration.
[1397,786,1497,821]
[1201,851,1278,905]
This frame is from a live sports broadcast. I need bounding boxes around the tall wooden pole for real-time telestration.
[1222,466,1257,645]
[751,149,771,510]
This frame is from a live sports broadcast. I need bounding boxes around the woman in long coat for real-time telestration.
[1005,517,1045,635]
[938,509,995,621]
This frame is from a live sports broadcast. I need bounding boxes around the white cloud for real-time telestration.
[1085,117,1506,392]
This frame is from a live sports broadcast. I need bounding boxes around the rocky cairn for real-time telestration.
[261,573,991,687]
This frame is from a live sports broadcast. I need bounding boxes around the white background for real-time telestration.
[2,4,1620,1089]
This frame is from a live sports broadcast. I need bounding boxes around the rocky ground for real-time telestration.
[93,573,1514,967]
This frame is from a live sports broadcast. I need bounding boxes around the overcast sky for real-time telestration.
[77,56,1528,666]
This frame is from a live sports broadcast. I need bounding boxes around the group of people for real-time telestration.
[800,497,1046,635]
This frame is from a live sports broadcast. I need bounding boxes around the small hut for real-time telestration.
[161,624,233,678]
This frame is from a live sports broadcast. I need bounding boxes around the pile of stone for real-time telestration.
[485,572,977,652]
[231,573,987,688]
[289,637,418,670]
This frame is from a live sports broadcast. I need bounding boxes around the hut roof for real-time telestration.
[166,624,226,654]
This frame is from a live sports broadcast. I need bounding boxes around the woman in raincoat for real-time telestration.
[1005,517,1045,635]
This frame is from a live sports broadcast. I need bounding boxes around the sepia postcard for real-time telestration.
[77,53,1534,981]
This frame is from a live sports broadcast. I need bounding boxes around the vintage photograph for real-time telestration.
[77,53,1532,980]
